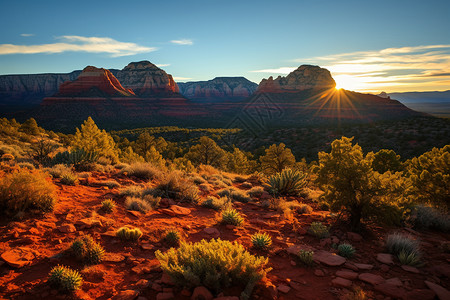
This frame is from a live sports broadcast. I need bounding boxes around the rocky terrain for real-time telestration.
[178,77,258,102]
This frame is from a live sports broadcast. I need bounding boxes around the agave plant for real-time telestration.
[268,169,307,196]
[52,149,98,166]
[251,232,272,250]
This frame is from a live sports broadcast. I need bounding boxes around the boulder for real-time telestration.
[332,277,352,288]
[358,273,385,285]
[336,270,358,280]
[57,224,76,233]
[376,253,395,265]
[160,205,191,217]
[191,286,213,300]
[313,250,346,266]
[1,247,35,268]
[111,290,139,300]
[277,284,291,294]
[424,281,450,300]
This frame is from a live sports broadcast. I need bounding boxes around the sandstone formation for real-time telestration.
[257,65,336,93]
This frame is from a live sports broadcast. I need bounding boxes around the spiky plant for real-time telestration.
[297,250,314,266]
[308,222,329,239]
[60,172,79,185]
[116,226,143,242]
[69,235,105,265]
[338,243,355,258]
[222,208,244,226]
[251,232,272,250]
[48,265,82,292]
[398,249,421,266]
[268,169,307,196]
[52,149,98,167]
[101,199,116,213]
[164,228,181,246]
[386,233,419,256]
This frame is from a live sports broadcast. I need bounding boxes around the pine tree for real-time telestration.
[20,118,40,135]
[185,136,227,168]
[260,143,296,174]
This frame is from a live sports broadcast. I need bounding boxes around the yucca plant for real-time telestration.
[60,172,79,185]
[52,149,98,167]
[164,228,181,246]
[268,169,307,196]
[338,243,355,258]
[397,249,421,266]
[308,222,329,238]
[222,208,244,226]
[251,232,272,250]
[48,265,82,292]
[116,226,143,242]
[70,235,105,265]
[101,199,116,213]
[297,249,314,266]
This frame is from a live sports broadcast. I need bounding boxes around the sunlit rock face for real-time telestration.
[257,65,336,93]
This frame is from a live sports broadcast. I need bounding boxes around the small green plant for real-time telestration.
[248,186,265,198]
[268,169,307,196]
[202,196,230,211]
[386,233,421,265]
[101,199,116,213]
[48,265,82,292]
[60,172,79,185]
[70,235,105,265]
[155,239,271,298]
[116,226,143,241]
[338,243,355,258]
[230,190,251,203]
[251,232,272,250]
[164,228,181,246]
[308,222,329,238]
[398,249,421,266]
[297,249,314,266]
[125,196,152,213]
[222,208,244,226]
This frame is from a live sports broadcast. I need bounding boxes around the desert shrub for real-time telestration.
[48,265,82,292]
[260,143,296,174]
[411,205,450,232]
[398,249,421,266]
[222,208,244,226]
[47,164,72,178]
[241,182,252,189]
[1,153,15,161]
[268,169,307,196]
[345,286,367,300]
[191,175,206,185]
[0,168,56,215]
[18,162,35,170]
[296,203,313,214]
[121,162,161,180]
[52,149,99,168]
[386,233,420,257]
[230,189,251,203]
[297,250,314,266]
[248,186,265,198]
[116,226,142,241]
[155,238,271,298]
[151,171,199,202]
[60,172,79,185]
[372,149,403,173]
[77,171,90,178]
[70,235,105,265]
[308,222,329,238]
[114,162,129,170]
[125,196,153,213]
[198,183,212,192]
[233,175,247,183]
[97,156,112,166]
[142,194,161,209]
[338,243,355,258]
[164,228,181,246]
[119,185,143,197]
[101,199,116,213]
[251,232,272,250]
[97,180,120,188]
[202,196,230,211]
[216,188,233,197]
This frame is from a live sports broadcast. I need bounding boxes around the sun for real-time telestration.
[334,74,355,90]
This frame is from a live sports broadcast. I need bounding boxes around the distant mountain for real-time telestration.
[384,90,450,103]
[177,77,258,101]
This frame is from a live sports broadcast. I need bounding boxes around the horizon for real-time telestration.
[0,0,449,93]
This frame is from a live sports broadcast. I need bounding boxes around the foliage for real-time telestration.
[18,162,35,170]
[230,189,251,203]
[48,265,82,292]
[60,172,79,185]
[251,232,272,250]
[121,162,161,180]
[316,136,409,229]
[0,168,56,215]
[155,238,271,297]
[222,208,244,226]
[296,203,313,214]
[338,243,355,258]
[119,185,143,197]
[70,235,105,265]
[372,149,403,173]
[202,196,230,211]
[385,233,420,257]
[30,137,58,164]
[406,145,449,210]
[52,149,99,168]
[116,226,143,241]
[164,228,181,246]
[411,205,450,232]
[260,143,296,174]
[227,147,254,174]
[125,196,156,213]
[185,136,227,168]
[248,186,265,198]
[151,171,199,202]
[20,118,41,135]
[398,249,421,266]
[297,249,314,266]
[101,199,116,213]
[308,222,329,239]
[268,168,307,196]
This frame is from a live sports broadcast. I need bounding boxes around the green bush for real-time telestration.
[222,208,244,226]
[116,226,142,241]
[398,249,421,266]
[248,186,265,198]
[155,239,271,298]
[230,190,251,203]
[308,222,329,239]
[338,243,355,258]
[268,169,306,196]
[48,265,82,292]
[70,235,105,265]
[151,171,199,202]
[201,196,230,211]
[47,164,72,178]
[121,162,161,180]
[52,149,99,167]
[60,172,79,185]
[101,199,116,213]
[0,169,56,216]
[251,232,272,250]
[297,250,314,266]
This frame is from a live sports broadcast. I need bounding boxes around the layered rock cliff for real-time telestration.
[177,77,258,101]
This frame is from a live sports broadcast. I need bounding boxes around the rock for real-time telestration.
[376,253,395,265]
[314,269,325,277]
[191,286,213,300]
[320,238,332,247]
[313,250,346,266]
[380,264,390,272]
[203,227,220,238]
[161,273,174,285]
[358,273,385,286]
[1,247,35,268]
[156,292,175,300]
[385,277,403,287]
[225,225,236,230]
[405,289,436,300]
[160,205,191,217]
[331,236,340,244]
[374,283,406,299]
[75,218,102,229]
[353,263,374,270]
[401,265,419,273]
[347,232,363,242]
[152,283,163,292]
[277,284,291,294]
[332,277,352,288]
[213,297,239,300]
[181,289,191,297]
[111,290,139,300]
[336,270,358,280]
[424,281,450,300]
[103,253,125,262]
[286,244,315,256]
[141,243,154,251]
[28,228,40,235]
[128,210,142,218]
[57,224,76,233]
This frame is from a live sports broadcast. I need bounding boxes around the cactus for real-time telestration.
[48,265,82,292]
[116,226,143,241]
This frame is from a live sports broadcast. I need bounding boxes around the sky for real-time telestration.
[0,0,449,93]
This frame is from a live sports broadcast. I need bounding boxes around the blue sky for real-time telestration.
[0,0,449,92]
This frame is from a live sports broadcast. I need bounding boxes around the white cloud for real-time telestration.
[173,76,192,81]
[156,63,170,67]
[0,35,156,57]
[20,33,34,37]
[170,39,193,46]
[250,67,296,74]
